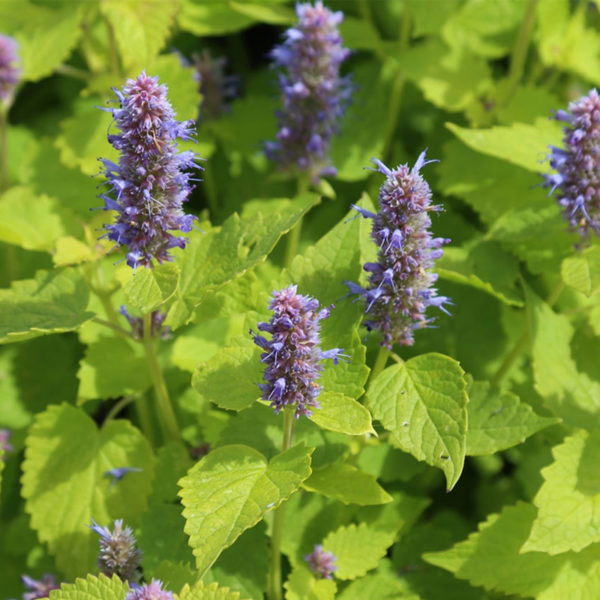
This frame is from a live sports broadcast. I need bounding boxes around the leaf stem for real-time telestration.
[92,317,132,338]
[284,175,310,269]
[141,312,180,442]
[103,394,137,423]
[369,346,390,385]
[268,406,296,600]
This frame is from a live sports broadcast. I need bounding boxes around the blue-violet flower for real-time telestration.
[21,574,60,600]
[99,72,199,269]
[544,88,600,237]
[0,427,12,459]
[265,1,352,181]
[250,285,347,418]
[120,305,169,339]
[304,545,337,579]
[91,518,141,582]
[125,580,173,600]
[0,34,20,104]
[346,151,451,348]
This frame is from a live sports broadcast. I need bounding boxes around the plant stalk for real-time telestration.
[0,108,8,194]
[370,346,390,385]
[284,175,310,269]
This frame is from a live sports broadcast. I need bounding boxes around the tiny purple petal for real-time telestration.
[304,544,337,579]
[21,574,60,600]
[0,35,20,103]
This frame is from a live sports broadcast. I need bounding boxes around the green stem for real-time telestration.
[268,407,296,600]
[92,317,132,339]
[142,312,180,442]
[284,176,310,269]
[370,346,390,385]
[104,394,137,423]
[0,108,8,194]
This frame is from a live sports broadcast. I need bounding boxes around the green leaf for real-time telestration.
[48,574,129,600]
[179,443,313,576]
[230,1,294,24]
[124,263,180,314]
[178,0,256,35]
[466,379,558,456]
[167,194,317,329]
[322,523,395,580]
[22,404,155,579]
[424,502,600,599]
[336,559,413,600]
[53,236,96,267]
[179,580,246,600]
[0,267,95,344]
[446,119,561,172]
[284,566,337,600]
[302,462,392,506]
[522,430,600,554]
[153,561,197,592]
[366,353,467,490]
[308,392,374,436]
[561,245,600,297]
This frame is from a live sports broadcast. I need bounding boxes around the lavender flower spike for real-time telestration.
[21,574,60,600]
[265,1,352,181]
[543,89,600,237]
[250,285,348,418]
[91,518,141,582]
[304,545,337,579]
[99,72,200,269]
[125,579,174,600]
[0,34,20,104]
[345,151,451,348]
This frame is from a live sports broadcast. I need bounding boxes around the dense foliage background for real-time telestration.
[1,0,600,599]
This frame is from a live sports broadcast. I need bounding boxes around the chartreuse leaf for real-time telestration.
[153,561,197,592]
[366,354,467,490]
[446,118,561,172]
[466,379,558,456]
[284,565,336,600]
[0,267,95,344]
[48,573,129,600]
[308,392,374,436]
[337,559,415,600]
[179,580,245,600]
[521,430,600,554]
[561,245,600,296]
[302,462,391,506]
[527,285,600,429]
[178,0,255,35]
[167,194,317,329]
[322,523,395,580]
[424,502,600,599]
[22,404,154,579]
[53,236,95,267]
[229,1,294,24]
[124,263,180,314]
[179,443,313,576]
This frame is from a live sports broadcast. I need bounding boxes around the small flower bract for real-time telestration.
[91,518,141,583]
[304,544,337,579]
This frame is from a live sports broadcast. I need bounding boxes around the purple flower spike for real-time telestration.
[250,285,348,419]
[0,34,20,104]
[304,544,337,579]
[120,306,169,340]
[125,580,174,600]
[345,151,451,348]
[266,1,352,182]
[192,50,236,120]
[99,72,201,269]
[91,518,141,583]
[21,574,60,600]
[0,428,12,459]
[543,89,600,237]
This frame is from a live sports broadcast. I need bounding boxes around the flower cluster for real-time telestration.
[304,545,337,579]
[120,306,169,340]
[251,285,347,418]
[265,1,352,181]
[91,518,141,583]
[125,580,173,600]
[346,151,451,348]
[21,574,60,600]
[99,72,199,269]
[0,34,20,104]
[544,88,600,238]
[192,50,235,120]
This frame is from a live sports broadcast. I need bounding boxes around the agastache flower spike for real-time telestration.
[345,151,451,348]
[99,72,200,269]
[192,50,236,120]
[0,34,20,105]
[91,518,141,582]
[543,89,600,237]
[304,545,337,579]
[265,1,352,181]
[120,305,169,340]
[250,285,348,418]
[21,574,60,600]
[125,580,174,600]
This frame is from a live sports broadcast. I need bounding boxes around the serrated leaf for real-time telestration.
[124,263,180,314]
[49,573,129,600]
[284,566,337,600]
[179,443,313,576]
[561,246,600,296]
[22,404,154,579]
[522,430,600,554]
[302,462,391,506]
[179,580,245,600]
[446,119,561,172]
[53,236,95,267]
[466,379,558,456]
[322,523,395,580]
[366,353,467,490]
[308,392,374,436]
[336,559,411,600]
[0,267,95,344]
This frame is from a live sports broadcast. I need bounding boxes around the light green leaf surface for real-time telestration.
[178,0,256,35]
[366,354,467,490]
[561,245,600,297]
[466,379,558,456]
[124,263,180,314]
[53,236,95,267]
[284,566,337,600]
[230,1,294,24]
[178,580,245,600]
[308,392,374,436]
[48,574,129,600]
[179,443,313,576]
[153,561,197,594]
[0,267,95,344]
[336,559,413,600]
[302,462,391,506]
[22,404,154,579]
[322,523,395,580]
[522,430,600,554]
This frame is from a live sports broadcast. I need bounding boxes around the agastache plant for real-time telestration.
[99,72,199,269]
[125,580,174,600]
[346,151,451,348]
[304,545,337,579]
[250,285,347,418]
[192,50,235,120]
[265,1,352,181]
[90,518,141,583]
[120,305,169,340]
[21,574,60,600]
[543,88,600,238]
[0,34,20,105]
